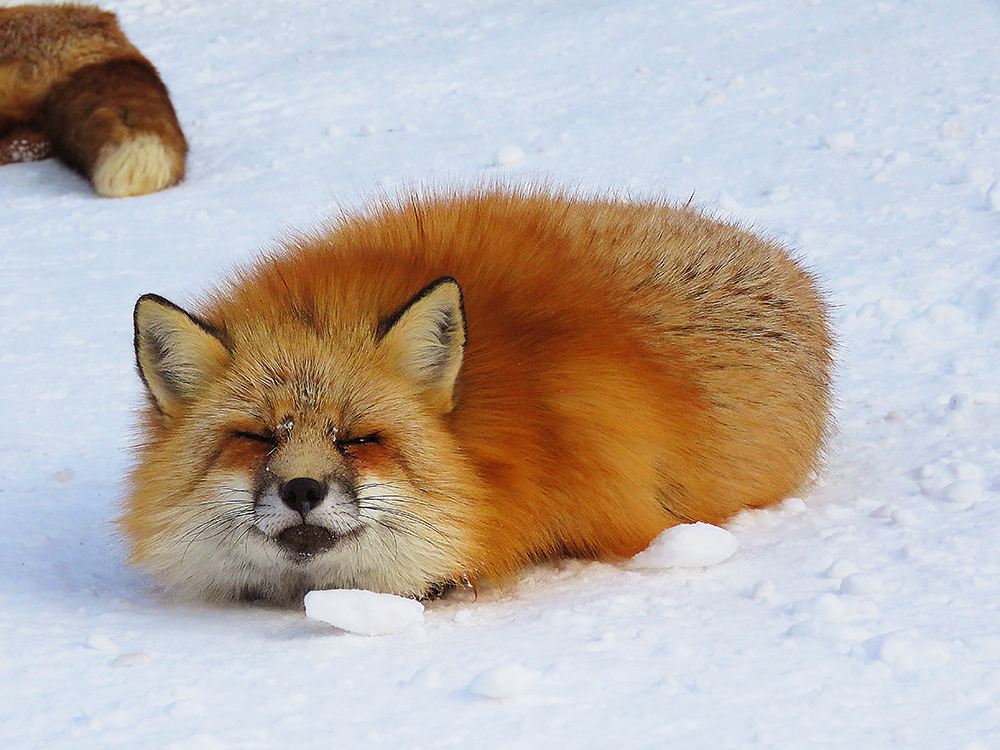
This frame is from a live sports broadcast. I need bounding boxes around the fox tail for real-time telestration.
[43,57,188,198]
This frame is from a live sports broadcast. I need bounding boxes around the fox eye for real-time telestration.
[335,432,382,453]
[232,429,274,444]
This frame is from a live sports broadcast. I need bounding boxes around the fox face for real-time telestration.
[129,278,481,604]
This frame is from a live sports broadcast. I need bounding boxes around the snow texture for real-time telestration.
[3,0,1000,748]
[304,589,425,635]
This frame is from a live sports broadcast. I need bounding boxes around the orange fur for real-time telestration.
[124,188,833,605]
[0,3,186,196]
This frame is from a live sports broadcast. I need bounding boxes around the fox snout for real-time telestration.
[254,467,362,558]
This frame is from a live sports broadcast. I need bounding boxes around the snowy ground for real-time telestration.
[3,0,1000,747]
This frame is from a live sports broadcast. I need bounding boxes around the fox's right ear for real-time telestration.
[134,294,229,417]
[378,277,466,413]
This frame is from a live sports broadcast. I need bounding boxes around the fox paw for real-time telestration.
[0,127,53,165]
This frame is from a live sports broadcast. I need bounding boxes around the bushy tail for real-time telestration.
[43,58,187,198]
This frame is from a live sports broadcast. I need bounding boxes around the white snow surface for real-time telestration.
[2,0,1000,747]
[304,589,425,635]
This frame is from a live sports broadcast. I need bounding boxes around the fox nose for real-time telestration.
[280,477,327,518]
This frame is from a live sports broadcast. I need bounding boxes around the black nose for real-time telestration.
[280,477,326,518]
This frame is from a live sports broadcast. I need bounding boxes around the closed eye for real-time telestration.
[336,432,382,454]
[340,433,381,447]
[232,430,274,444]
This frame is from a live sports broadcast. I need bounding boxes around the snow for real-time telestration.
[630,522,738,569]
[987,181,1000,212]
[821,131,856,151]
[467,663,542,700]
[2,0,1000,748]
[839,573,882,596]
[492,144,526,167]
[304,589,425,635]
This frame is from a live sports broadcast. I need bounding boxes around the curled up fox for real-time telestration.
[126,188,833,606]
[0,3,186,197]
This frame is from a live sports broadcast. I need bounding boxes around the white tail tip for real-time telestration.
[92,134,184,198]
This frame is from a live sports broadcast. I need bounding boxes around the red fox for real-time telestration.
[125,188,833,605]
[0,3,186,197]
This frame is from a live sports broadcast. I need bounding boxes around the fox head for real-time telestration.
[127,277,482,604]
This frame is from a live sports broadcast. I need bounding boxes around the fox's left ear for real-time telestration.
[378,277,466,412]
[134,294,230,418]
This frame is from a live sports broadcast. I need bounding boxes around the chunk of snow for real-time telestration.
[111,652,152,668]
[751,580,776,602]
[408,666,443,689]
[951,462,984,482]
[840,573,882,596]
[943,480,984,506]
[304,589,424,635]
[986,181,1000,211]
[809,592,853,622]
[822,131,855,150]
[890,509,918,527]
[467,663,541,699]
[824,559,860,579]
[860,631,951,672]
[781,497,807,513]
[631,522,737,569]
[86,634,118,653]
[952,164,993,186]
[493,145,526,167]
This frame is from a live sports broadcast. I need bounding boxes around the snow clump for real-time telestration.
[467,663,542,699]
[630,522,738,569]
[822,131,855,150]
[493,145,526,167]
[304,589,425,635]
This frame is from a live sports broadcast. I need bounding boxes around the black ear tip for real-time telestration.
[134,295,168,343]
[135,293,185,315]
[433,275,461,289]
[422,276,463,303]
[432,276,463,303]
[133,295,225,343]
[135,293,154,318]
